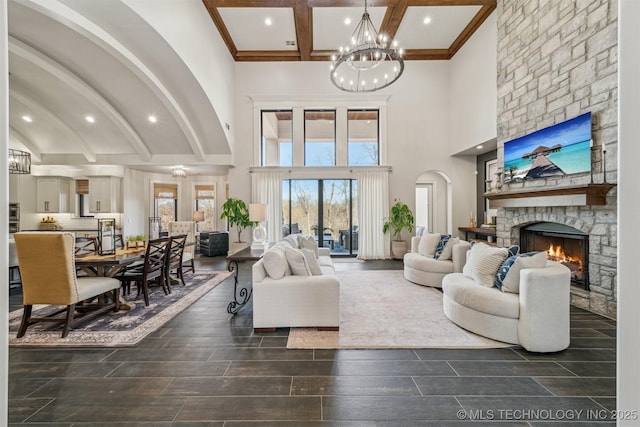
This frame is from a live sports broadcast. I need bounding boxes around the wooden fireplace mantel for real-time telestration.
[485,183,616,208]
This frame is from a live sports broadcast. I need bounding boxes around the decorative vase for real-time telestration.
[391,240,408,259]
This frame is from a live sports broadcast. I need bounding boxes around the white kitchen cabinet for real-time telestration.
[89,177,122,213]
[36,177,71,213]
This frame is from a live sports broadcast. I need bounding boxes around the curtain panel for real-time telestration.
[251,169,282,244]
[357,169,390,259]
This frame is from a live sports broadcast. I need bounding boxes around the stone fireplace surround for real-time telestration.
[495,201,617,319]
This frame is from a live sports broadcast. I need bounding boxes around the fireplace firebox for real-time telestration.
[520,222,589,291]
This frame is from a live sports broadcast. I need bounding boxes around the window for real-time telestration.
[348,110,379,165]
[261,110,292,166]
[153,183,177,234]
[305,110,336,166]
[195,184,215,232]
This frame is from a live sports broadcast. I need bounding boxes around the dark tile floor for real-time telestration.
[8,256,617,425]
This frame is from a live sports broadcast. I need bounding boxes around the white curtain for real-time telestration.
[251,169,282,244]
[357,168,390,259]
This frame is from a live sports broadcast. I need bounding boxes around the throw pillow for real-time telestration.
[496,251,548,293]
[301,248,323,275]
[262,249,288,279]
[462,242,510,287]
[418,232,441,258]
[284,247,311,276]
[298,235,319,258]
[434,235,452,260]
[437,237,460,261]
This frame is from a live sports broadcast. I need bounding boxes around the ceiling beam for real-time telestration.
[294,0,312,61]
[447,3,496,57]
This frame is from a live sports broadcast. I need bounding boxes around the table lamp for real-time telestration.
[249,203,268,250]
[193,210,205,232]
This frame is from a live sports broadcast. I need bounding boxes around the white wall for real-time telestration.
[232,60,478,235]
[449,12,497,153]
[617,0,640,421]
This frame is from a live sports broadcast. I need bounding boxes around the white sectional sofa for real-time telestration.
[252,234,340,332]
[442,243,571,353]
[404,235,471,288]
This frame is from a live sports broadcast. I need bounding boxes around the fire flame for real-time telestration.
[547,243,583,270]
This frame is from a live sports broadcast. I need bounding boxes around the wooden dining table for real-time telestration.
[75,247,146,278]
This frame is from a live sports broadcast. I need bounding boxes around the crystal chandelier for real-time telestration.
[330,0,404,93]
[171,166,187,178]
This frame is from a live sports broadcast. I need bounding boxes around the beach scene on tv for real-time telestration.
[503,112,592,183]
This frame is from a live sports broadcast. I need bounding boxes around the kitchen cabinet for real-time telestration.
[36,177,71,213]
[89,177,122,213]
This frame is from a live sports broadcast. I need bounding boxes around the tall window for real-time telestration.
[348,109,379,165]
[305,110,336,166]
[153,183,177,234]
[195,184,215,231]
[261,110,292,166]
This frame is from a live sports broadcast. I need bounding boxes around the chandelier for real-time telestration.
[330,0,404,93]
[9,149,31,174]
[171,166,187,178]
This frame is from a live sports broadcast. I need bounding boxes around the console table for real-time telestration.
[458,226,497,244]
[225,245,268,314]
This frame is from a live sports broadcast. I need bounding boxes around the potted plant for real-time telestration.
[383,199,415,259]
[220,198,252,243]
[126,234,146,249]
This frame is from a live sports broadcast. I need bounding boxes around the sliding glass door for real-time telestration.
[283,179,358,256]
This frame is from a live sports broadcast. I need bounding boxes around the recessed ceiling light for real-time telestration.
[344,17,351,25]
[265,17,272,26]
[476,145,483,150]
[148,115,157,123]
[85,115,95,123]
[21,115,32,123]
[423,16,432,25]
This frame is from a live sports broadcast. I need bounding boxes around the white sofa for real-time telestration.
[442,260,571,353]
[252,234,340,332]
[404,236,471,288]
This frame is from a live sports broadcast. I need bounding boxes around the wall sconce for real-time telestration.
[249,203,268,250]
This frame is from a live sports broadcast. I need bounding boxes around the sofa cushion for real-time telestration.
[284,247,311,276]
[437,237,460,261]
[262,249,287,279]
[404,252,454,274]
[462,243,509,287]
[443,275,520,319]
[434,235,452,259]
[298,235,319,257]
[302,248,323,275]
[317,256,333,267]
[496,251,548,293]
[418,232,441,257]
[284,234,300,248]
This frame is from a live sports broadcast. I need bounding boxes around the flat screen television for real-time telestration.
[503,112,592,183]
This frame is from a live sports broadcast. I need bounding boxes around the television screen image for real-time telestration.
[503,112,592,182]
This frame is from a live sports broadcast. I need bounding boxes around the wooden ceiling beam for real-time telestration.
[294,0,312,61]
[380,0,408,41]
[202,1,238,59]
[447,3,496,57]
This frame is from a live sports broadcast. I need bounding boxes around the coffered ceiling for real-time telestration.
[203,0,496,61]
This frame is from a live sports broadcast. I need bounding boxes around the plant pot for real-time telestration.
[391,240,408,259]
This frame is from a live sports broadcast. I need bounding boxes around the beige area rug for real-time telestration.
[9,271,232,348]
[287,270,514,349]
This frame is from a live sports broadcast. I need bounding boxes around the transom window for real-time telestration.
[261,110,292,167]
[348,109,379,166]
[304,110,336,166]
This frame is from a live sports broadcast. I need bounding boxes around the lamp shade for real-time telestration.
[193,211,205,222]
[249,203,267,222]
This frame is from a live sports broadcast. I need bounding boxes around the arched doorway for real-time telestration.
[415,171,452,235]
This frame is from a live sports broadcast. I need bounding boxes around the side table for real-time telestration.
[225,245,269,314]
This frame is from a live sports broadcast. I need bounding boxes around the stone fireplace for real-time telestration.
[520,222,589,291]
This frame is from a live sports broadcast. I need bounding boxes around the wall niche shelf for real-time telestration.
[485,183,616,208]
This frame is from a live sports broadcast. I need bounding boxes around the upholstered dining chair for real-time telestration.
[9,238,21,288]
[168,221,195,275]
[117,237,171,306]
[165,234,188,286]
[13,232,121,338]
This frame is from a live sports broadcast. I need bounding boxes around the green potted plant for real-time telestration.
[220,198,252,243]
[383,198,415,259]
[126,234,146,249]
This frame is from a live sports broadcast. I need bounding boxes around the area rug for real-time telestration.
[8,271,232,347]
[287,270,514,349]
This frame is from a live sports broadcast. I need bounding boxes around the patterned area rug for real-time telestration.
[9,271,232,347]
[287,270,514,349]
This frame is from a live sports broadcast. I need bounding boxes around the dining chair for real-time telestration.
[13,232,121,338]
[117,237,170,307]
[168,221,195,275]
[165,234,187,287]
[75,236,98,257]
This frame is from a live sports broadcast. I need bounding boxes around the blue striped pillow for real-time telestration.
[434,235,452,260]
